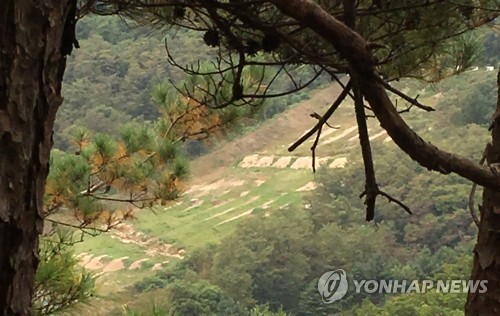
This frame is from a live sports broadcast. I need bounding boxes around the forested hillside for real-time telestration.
[56,16,327,152]
[56,66,497,315]
[41,11,500,315]
[114,70,497,315]
[3,1,500,315]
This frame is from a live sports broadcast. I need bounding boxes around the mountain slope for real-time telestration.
[70,70,496,313]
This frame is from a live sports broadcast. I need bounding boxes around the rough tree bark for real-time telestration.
[466,71,500,315]
[0,1,76,314]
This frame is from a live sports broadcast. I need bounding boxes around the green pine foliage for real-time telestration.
[33,231,95,315]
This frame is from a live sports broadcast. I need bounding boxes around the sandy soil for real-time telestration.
[329,157,348,168]
[297,182,318,192]
[84,255,108,270]
[239,154,260,168]
[255,155,274,167]
[102,257,128,273]
[369,130,387,141]
[128,259,149,270]
[272,156,292,168]
[290,157,312,169]
[185,179,246,197]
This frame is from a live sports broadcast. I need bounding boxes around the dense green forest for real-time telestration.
[38,8,500,316]
[56,16,327,153]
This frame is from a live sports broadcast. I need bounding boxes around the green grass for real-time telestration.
[73,232,145,260]
[132,168,313,249]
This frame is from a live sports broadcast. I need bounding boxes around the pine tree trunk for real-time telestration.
[0,1,75,314]
[466,71,500,315]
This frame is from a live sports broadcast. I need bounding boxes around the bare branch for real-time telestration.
[469,146,488,227]
[310,126,322,173]
[288,80,352,152]
[376,75,435,112]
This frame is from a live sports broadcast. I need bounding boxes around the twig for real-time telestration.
[359,189,412,216]
[311,126,322,173]
[375,75,435,112]
[45,218,103,236]
[288,80,352,152]
[469,146,487,227]
[310,112,340,129]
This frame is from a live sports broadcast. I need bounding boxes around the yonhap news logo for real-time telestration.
[317,269,349,303]
[317,269,488,304]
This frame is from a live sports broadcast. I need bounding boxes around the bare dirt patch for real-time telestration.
[254,179,265,186]
[77,253,93,267]
[272,156,292,168]
[215,200,275,226]
[239,154,260,168]
[348,134,359,142]
[84,255,108,270]
[183,199,204,212]
[204,207,236,221]
[369,130,387,141]
[216,209,255,226]
[186,179,246,197]
[128,259,149,270]
[205,195,261,221]
[189,82,349,184]
[255,156,274,167]
[317,157,330,167]
[329,157,348,169]
[297,182,317,192]
[152,263,162,271]
[102,257,128,273]
[290,157,312,169]
[261,200,275,209]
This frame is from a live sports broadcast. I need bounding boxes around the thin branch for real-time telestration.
[45,218,103,236]
[375,75,435,112]
[310,112,340,129]
[353,79,411,218]
[80,180,105,195]
[288,80,352,152]
[85,193,155,203]
[359,189,412,215]
[310,126,322,173]
[469,146,487,227]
